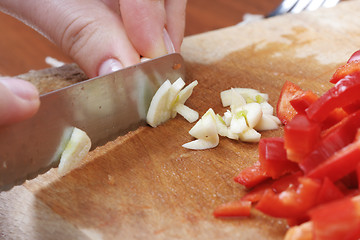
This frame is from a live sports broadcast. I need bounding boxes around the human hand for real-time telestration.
[0,0,186,125]
[0,78,40,126]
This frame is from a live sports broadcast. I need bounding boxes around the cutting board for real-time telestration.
[2,1,360,239]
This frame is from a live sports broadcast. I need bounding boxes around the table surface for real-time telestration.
[0,0,281,76]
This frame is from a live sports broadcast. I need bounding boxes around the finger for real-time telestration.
[165,0,187,52]
[119,0,175,58]
[101,0,120,14]
[0,78,40,126]
[1,0,140,77]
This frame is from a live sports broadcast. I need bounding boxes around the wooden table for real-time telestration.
[0,0,281,76]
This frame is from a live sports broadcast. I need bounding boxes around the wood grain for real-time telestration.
[1,1,360,239]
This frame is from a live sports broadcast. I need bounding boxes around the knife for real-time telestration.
[0,53,185,191]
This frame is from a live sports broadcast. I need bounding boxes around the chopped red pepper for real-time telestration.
[348,50,360,63]
[300,110,360,174]
[306,72,360,122]
[233,161,269,189]
[321,107,348,130]
[255,177,321,218]
[290,90,318,114]
[330,59,360,84]
[259,137,299,178]
[276,81,306,125]
[213,200,252,218]
[284,114,321,162]
[315,177,344,205]
[357,163,360,190]
[240,172,302,203]
[309,197,360,240]
[240,180,271,203]
[270,171,302,193]
[307,136,360,182]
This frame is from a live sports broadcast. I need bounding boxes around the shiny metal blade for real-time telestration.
[0,53,185,190]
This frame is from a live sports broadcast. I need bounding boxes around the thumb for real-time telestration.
[0,78,40,126]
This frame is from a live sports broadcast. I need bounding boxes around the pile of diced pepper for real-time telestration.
[213,51,360,240]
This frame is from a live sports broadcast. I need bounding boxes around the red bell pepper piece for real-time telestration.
[330,59,360,84]
[258,137,299,178]
[321,107,348,130]
[284,114,321,162]
[255,177,321,218]
[270,171,303,193]
[307,136,360,182]
[306,72,360,122]
[315,177,344,205]
[290,89,347,129]
[240,181,272,203]
[309,196,360,240]
[357,163,360,190]
[331,57,360,114]
[213,200,252,218]
[233,161,269,189]
[300,110,360,174]
[290,90,318,114]
[240,172,302,203]
[276,81,306,125]
[348,50,360,63]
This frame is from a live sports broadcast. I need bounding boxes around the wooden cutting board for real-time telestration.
[1,1,360,239]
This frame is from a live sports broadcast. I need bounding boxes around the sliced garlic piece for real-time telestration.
[230,113,248,134]
[174,104,199,123]
[188,109,217,139]
[254,114,280,131]
[172,80,199,120]
[221,88,269,106]
[220,89,233,107]
[183,108,220,150]
[260,101,274,115]
[242,103,262,129]
[238,128,261,143]
[168,78,186,108]
[223,110,232,126]
[220,88,247,108]
[58,128,91,176]
[240,90,269,103]
[182,136,219,150]
[227,128,240,140]
[270,115,282,125]
[215,114,228,137]
[146,80,172,127]
[177,80,198,104]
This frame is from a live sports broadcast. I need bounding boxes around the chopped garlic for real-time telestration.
[146,80,173,127]
[183,108,219,150]
[183,87,281,150]
[242,102,263,129]
[215,114,229,137]
[58,128,91,176]
[239,128,261,142]
[220,88,268,107]
[230,114,248,134]
[255,114,281,131]
[146,78,199,127]
[182,137,219,150]
[174,104,199,123]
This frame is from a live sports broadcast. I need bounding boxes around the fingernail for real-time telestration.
[0,78,39,101]
[163,28,175,54]
[98,58,124,76]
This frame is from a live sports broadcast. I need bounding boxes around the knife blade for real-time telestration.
[0,53,185,191]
